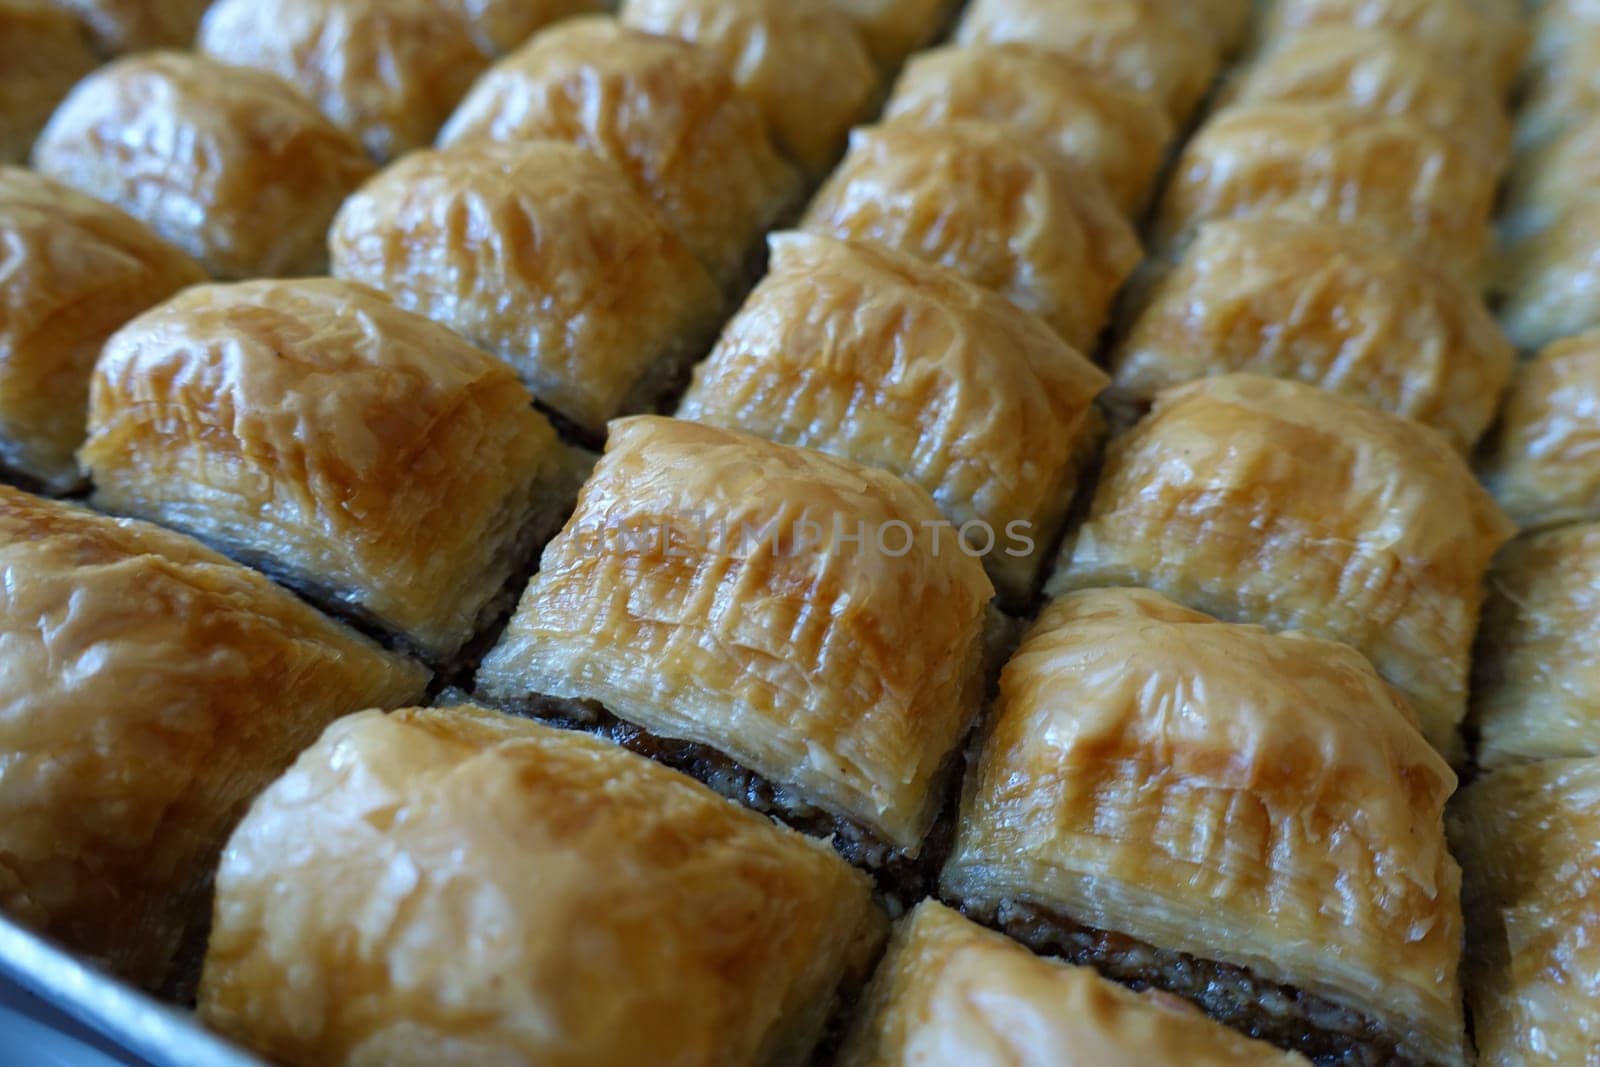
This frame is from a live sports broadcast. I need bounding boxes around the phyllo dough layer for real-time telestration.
[619,0,880,178]
[1155,103,1497,287]
[838,901,1309,1067]
[1450,758,1600,1067]
[330,142,724,438]
[1112,217,1513,452]
[803,121,1140,355]
[1472,524,1600,769]
[1049,374,1514,758]
[943,588,1465,1066]
[1480,330,1600,529]
[478,416,994,858]
[0,487,428,992]
[80,278,583,664]
[0,0,96,164]
[49,0,209,54]
[882,43,1173,218]
[0,166,204,493]
[678,232,1107,605]
[198,0,490,163]
[437,16,800,289]
[1499,195,1600,353]
[199,705,884,1067]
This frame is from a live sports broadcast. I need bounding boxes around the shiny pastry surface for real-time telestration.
[0,166,204,492]
[80,278,574,663]
[1049,374,1514,758]
[477,416,994,854]
[32,51,374,279]
[678,231,1106,605]
[0,0,96,164]
[803,120,1140,355]
[330,141,724,436]
[199,704,884,1067]
[0,487,428,992]
[436,0,604,55]
[46,0,209,54]
[818,0,951,67]
[1499,195,1600,353]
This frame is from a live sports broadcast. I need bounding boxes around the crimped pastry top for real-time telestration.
[199,705,883,1067]
[838,901,1309,1067]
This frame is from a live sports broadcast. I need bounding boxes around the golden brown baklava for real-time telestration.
[436,0,604,55]
[820,0,953,68]
[944,588,1466,1066]
[79,278,586,665]
[1451,758,1600,1066]
[0,487,428,993]
[1498,196,1600,353]
[45,0,208,54]
[838,901,1309,1067]
[329,142,724,439]
[199,704,884,1066]
[0,166,204,493]
[477,416,994,882]
[1049,374,1514,758]
[437,15,801,289]
[0,0,95,164]
[31,51,374,279]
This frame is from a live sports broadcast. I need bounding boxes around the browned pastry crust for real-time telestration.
[0,487,428,993]
[477,416,995,859]
[198,0,490,162]
[943,588,1466,1066]
[31,51,374,279]
[79,278,583,665]
[820,0,954,68]
[678,232,1108,606]
[620,0,881,178]
[1048,374,1514,758]
[882,43,1174,218]
[803,121,1140,355]
[45,0,209,54]
[0,166,204,493]
[1112,217,1513,452]
[0,0,95,164]
[435,0,604,55]
[330,142,725,437]
[437,15,801,290]
[198,705,885,1066]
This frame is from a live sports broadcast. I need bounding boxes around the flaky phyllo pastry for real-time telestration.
[330,141,724,439]
[0,166,205,493]
[477,417,994,872]
[198,706,884,1067]
[1112,217,1513,452]
[804,121,1140,355]
[0,487,428,994]
[1049,374,1514,758]
[79,278,587,664]
[437,15,800,289]
[31,51,374,280]
[435,0,605,56]
[1450,758,1600,1067]
[837,901,1308,1067]
[678,232,1107,605]
[943,588,1465,1066]
[0,0,95,165]
[882,43,1174,219]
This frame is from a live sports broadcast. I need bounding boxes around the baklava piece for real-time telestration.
[32,51,373,279]
[437,16,801,289]
[436,0,604,55]
[79,278,586,666]
[1112,217,1513,452]
[45,0,208,54]
[1451,758,1600,1066]
[330,142,724,440]
[1498,196,1600,353]
[198,0,489,162]
[882,44,1174,219]
[838,900,1309,1067]
[619,0,880,179]
[199,705,884,1066]
[0,0,95,164]
[0,166,203,493]
[944,588,1466,1066]
[821,0,952,68]
[1480,330,1600,528]
[953,0,1229,123]
[0,487,428,992]
[804,121,1140,355]
[1472,524,1600,769]
[477,417,994,883]
[678,232,1107,606]
[1049,374,1514,758]
[1154,102,1497,287]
